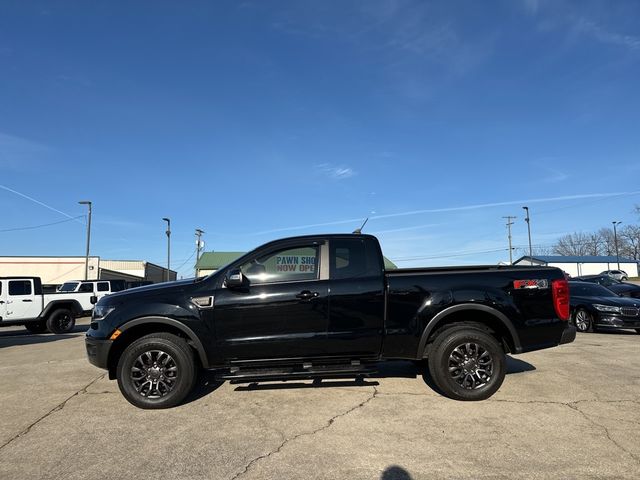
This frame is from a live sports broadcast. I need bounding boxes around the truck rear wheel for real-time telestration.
[428,326,505,401]
[116,333,197,409]
[46,309,76,334]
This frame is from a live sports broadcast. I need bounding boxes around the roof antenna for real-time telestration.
[353,217,369,234]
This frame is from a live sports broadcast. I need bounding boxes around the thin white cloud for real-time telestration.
[574,17,640,51]
[253,191,640,235]
[315,163,356,180]
[0,184,81,222]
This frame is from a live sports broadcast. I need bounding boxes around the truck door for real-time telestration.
[213,242,329,360]
[5,279,40,321]
[327,238,385,358]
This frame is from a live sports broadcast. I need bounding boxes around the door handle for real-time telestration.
[296,290,319,300]
[22,299,33,302]
[0,300,4,304]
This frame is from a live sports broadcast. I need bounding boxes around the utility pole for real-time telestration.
[612,221,622,269]
[503,216,516,264]
[195,228,205,277]
[522,206,532,259]
[79,201,92,280]
[162,218,171,282]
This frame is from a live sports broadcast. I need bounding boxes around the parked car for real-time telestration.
[568,281,640,334]
[86,233,574,409]
[57,279,127,299]
[600,270,628,281]
[1,277,97,333]
[574,275,640,299]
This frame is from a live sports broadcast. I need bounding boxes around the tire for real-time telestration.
[635,329,640,335]
[116,333,197,409]
[427,325,506,401]
[24,321,48,334]
[573,308,593,333]
[46,309,76,334]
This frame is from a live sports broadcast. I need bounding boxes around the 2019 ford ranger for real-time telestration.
[85,234,575,409]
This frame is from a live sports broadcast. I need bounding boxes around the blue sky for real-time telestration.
[1,0,639,278]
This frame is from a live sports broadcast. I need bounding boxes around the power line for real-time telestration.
[0,215,85,233]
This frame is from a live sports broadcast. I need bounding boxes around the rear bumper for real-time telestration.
[85,336,112,370]
[560,325,576,345]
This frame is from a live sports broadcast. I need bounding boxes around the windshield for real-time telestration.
[58,282,79,292]
[570,283,618,298]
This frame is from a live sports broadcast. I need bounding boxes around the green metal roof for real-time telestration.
[196,251,397,271]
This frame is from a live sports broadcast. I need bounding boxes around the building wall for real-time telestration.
[0,256,100,284]
[100,260,146,279]
[197,269,215,277]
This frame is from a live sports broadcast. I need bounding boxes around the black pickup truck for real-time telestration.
[86,233,575,409]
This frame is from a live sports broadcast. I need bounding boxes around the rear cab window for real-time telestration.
[330,238,383,280]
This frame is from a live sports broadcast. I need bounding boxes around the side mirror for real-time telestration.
[90,295,98,305]
[225,269,244,288]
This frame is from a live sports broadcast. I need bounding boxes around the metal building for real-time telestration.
[514,255,639,277]
[0,256,100,284]
[0,256,176,285]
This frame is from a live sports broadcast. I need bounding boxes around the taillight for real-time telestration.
[552,278,570,321]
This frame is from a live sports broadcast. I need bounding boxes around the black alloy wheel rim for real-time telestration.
[131,350,179,399]
[448,342,493,390]
[55,313,73,331]
[575,310,591,332]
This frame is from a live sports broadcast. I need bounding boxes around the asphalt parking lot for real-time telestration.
[0,319,639,480]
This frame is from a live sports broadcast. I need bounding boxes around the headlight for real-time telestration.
[92,305,115,320]
[593,304,621,313]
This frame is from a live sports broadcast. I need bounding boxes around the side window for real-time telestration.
[79,283,94,293]
[240,245,319,284]
[331,239,382,280]
[97,282,109,292]
[9,280,32,296]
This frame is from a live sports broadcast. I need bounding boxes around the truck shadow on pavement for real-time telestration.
[0,325,89,349]
[229,357,536,394]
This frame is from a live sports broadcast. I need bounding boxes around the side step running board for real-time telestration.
[216,365,377,383]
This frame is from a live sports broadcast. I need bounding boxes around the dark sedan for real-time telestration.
[574,275,640,299]
[569,281,640,333]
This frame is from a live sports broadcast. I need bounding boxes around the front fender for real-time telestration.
[118,316,209,368]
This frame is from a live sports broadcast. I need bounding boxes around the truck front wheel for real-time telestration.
[428,326,506,401]
[116,333,197,409]
[46,309,76,334]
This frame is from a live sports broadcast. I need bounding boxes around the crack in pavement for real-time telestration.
[0,373,106,452]
[489,398,640,465]
[567,403,640,465]
[230,386,378,480]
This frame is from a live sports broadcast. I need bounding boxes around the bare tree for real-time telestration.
[553,232,593,256]
[620,225,640,260]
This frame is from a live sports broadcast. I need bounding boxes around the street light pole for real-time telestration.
[195,228,204,277]
[612,221,622,270]
[523,206,532,260]
[78,201,92,280]
[162,218,171,282]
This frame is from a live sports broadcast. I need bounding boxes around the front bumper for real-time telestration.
[560,325,576,344]
[85,336,112,370]
[595,316,640,329]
